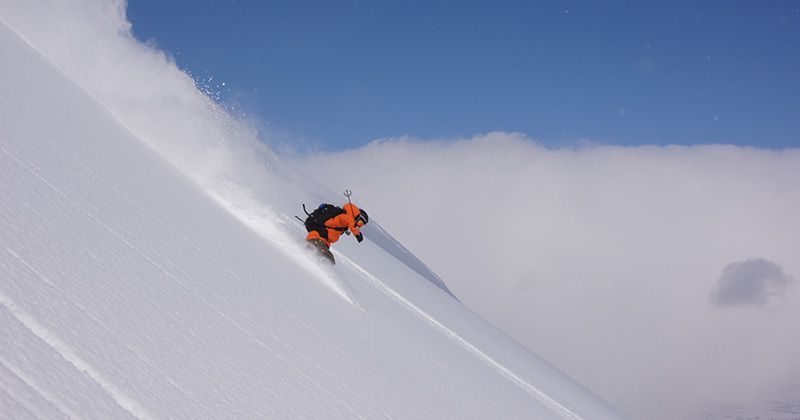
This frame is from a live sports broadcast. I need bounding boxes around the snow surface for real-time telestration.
[0,18,622,420]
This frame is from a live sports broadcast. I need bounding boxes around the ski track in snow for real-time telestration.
[337,254,584,420]
[0,353,78,420]
[0,291,154,420]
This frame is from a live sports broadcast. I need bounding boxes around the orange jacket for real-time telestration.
[306,203,364,247]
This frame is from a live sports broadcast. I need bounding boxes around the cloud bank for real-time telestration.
[297,132,800,418]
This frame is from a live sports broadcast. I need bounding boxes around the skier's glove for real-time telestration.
[355,233,364,243]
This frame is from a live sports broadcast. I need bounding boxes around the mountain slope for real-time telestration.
[0,20,621,419]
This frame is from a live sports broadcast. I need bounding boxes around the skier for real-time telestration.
[303,202,369,264]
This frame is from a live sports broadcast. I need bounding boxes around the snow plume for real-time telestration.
[0,0,320,225]
[297,132,800,419]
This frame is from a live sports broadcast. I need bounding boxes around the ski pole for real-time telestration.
[344,189,360,222]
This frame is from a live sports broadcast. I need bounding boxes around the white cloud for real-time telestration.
[296,132,800,418]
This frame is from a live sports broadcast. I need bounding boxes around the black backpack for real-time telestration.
[304,204,345,239]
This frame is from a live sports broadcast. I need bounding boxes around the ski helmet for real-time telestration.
[356,209,369,226]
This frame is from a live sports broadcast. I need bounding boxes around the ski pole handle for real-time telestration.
[344,189,353,207]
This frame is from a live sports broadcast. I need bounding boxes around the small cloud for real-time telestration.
[710,258,793,307]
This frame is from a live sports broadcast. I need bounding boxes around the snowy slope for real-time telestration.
[0,19,621,420]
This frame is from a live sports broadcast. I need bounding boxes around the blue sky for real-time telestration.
[127,1,800,150]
